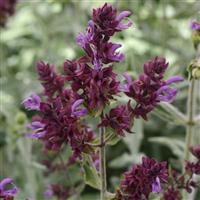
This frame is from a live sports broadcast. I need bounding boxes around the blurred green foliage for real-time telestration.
[0,0,200,199]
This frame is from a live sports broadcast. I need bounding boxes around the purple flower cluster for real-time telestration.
[185,145,200,175]
[99,57,183,136]
[117,146,200,200]
[23,3,132,159]
[0,178,18,200]
[63,3,133,112]
[98,102,134,136]
[162,169,196,200]
[64,59,120,112]
[118,157,168,200]
[123,57,183,120]
[23,62,94,158]
[162,145,200,200]
[163,187,182,200]
[76,3,132,68]
[0,0,17,27]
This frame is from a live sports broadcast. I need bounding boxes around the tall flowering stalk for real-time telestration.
[22,3,186,200]
[184,20,200,163]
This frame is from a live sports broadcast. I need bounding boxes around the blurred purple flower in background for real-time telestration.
[0,178,18,199]
[44,184,71,200]
[0,0,17,27]
[191,20,200,31]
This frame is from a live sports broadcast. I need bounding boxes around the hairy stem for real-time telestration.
[184,79,196,164]
[100,124,107,200]
[182,79,197,200]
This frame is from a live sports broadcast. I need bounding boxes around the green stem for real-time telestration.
[100,125,107,200]
[182,79,197,200]
[184,79,196,163]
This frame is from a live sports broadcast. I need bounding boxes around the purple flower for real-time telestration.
[143,57,168,82]
[190,20,200,31]
[91,153,100,171]
[63,58,92,91]
[100,42,125,64]
[65,62,120,112]
[71,99,88,117]
[25,3,132,160]
[85,67,120,111]
[76,3,132,70]
[0,178,18,199]
[156,86,177,103]
[165,76,184,85]
[152,177,162,193]
[190,144,200,160]
[27,120,46,139]
[76,20,97,49]
[124,57,183,120]
[99,102,134,136]
[163,187,181,200]
[185,145,200,175]
[25,89,94,158]
[119,157,168,200]
[92,3,132,36]
[44,186,53,198]
[37,61,64,97]
[22,93,41,111]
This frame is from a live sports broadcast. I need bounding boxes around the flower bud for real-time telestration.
[187,60,200,80]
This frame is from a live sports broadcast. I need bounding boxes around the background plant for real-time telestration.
[0,0,200,200]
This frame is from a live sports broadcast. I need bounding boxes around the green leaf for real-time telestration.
[109,152,144,168]
[91,128,121,146]
[82,154,101,190]
[106,132,121,146]
[123,119,143,154]
[106,192,116,200]
[149,193,162,200]
[149,137,185,159]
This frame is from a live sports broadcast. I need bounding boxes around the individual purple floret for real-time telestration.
[190,20,200,31]
[71,99,88,117]
[22,94,41,111]
[152,177,162,193]
[0,178,18,199]
[26,120,46,139]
